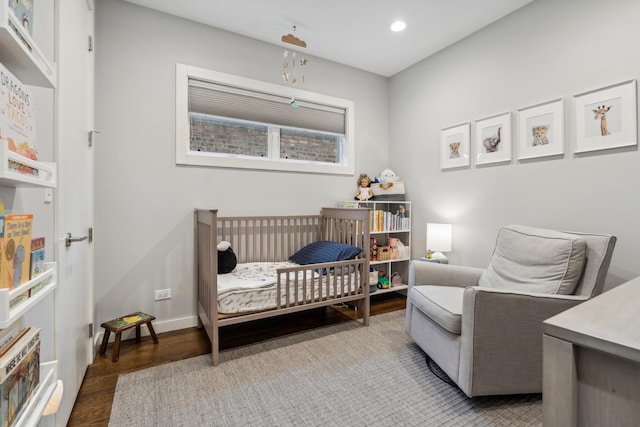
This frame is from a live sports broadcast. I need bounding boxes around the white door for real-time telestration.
[55,0,95,424]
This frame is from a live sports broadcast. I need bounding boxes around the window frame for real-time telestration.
[176,63,355,175]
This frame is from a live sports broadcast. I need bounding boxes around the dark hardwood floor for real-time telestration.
[67,293,406,426]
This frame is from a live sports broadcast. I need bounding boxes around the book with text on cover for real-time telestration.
[0,327,40,427]
[0,321,26,359]
[28,237,45,297]
[0,61,39,178]
[1,214,33,291]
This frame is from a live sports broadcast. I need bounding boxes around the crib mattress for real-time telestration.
[217,262,363,314]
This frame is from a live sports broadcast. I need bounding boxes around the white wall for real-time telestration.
[390,0,640,288]
[94,0,390,328]
[95,0,640,333]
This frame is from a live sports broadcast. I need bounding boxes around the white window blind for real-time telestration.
[188,79,346,135]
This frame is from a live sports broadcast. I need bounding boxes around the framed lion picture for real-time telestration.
[440,122,470,170]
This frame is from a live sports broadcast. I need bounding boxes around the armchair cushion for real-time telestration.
[479,225,587,295]
[409,286,464,333]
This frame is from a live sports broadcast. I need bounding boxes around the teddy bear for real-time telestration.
[354,173,374,201]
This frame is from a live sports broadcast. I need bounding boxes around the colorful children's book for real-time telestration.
[28,237,44,297]
[7,0,35,37]
[1,214,33,291]
[0,321,24,358]
[0,327,40,427]
[0,62,37,163]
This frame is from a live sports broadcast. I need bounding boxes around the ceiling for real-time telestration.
[123,0,534,77]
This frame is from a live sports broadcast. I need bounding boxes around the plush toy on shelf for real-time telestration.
[354,173,374,201]
[217,241,237,274]
[376,168,399,189]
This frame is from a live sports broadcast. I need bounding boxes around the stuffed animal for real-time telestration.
[378,168,399,184]
[217,241,237,274]
[376,168,400,190]
[354,173,374,201]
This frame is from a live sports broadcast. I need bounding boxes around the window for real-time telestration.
[176,64,355,174]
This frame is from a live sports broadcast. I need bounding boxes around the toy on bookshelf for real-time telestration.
[28,237,44,297]
[1,214,33,290]
[0,327,40,427]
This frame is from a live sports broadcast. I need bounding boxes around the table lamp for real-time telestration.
[426,223,452,264]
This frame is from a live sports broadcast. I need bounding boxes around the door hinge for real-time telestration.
[88,35,93,52]
[88,130,100,147]
[89,227,93,243]
[89,323,94,338]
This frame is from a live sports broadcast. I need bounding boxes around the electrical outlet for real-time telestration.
[154,289,171,300]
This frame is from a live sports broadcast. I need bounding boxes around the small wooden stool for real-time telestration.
[99,312,158,362]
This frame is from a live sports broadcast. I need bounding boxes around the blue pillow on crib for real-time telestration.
[289,240,362,265]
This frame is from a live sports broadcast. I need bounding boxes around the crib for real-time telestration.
[195,207,371,365]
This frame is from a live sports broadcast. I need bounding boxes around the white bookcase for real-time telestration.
[338,200,411,296]
[0,2,60,426]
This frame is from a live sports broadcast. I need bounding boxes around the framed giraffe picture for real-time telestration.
[517,98,564,160]
[440,122,470,170]
[574,79,637,154]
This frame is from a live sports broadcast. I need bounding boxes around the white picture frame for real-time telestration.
[517,98,564,160]
[474,112,512,165]
[574,79,637,153]
[440,122,470,170]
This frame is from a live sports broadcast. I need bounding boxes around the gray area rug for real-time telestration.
[109,310,541,426]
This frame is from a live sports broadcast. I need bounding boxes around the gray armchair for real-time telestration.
[405,224,616,397]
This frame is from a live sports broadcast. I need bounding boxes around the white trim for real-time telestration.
[175,63,355,175]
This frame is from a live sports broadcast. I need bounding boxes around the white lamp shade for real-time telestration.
[426,223,452,252]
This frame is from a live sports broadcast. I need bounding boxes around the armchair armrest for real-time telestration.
[409,260,484,289]
[457,286,589,396]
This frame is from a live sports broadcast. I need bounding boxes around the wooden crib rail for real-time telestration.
[275,258,368,309]
[217,214,323,263]
[321,207,371,258]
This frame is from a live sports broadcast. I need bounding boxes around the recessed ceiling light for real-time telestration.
[390,20,407,32]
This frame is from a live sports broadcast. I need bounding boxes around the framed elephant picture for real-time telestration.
[474,112,512,166]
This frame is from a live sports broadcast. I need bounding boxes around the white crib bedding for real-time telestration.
[217,261,362,314]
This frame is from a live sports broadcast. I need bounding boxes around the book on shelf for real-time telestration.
[8,0,35,37]
[1,214,34,291]
[28,237,45,297]
[339,201,360,209]
[0,62,39,177]
[0,327,40,427]
[0,321,25,359]
[369,209,410,233]
[370,237,377,261]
